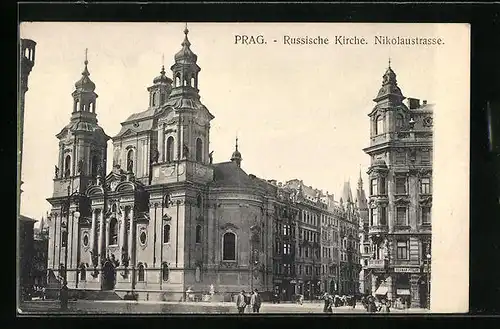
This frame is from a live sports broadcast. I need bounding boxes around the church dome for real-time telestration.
[74,60,96,92]
[231,149,242,160]
[174,26,198,64]
[153,65,173,84]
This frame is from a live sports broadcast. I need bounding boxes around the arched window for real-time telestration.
[127,149,134,173]
[163,193,170,208]
[162,262,169,281]
[175,75,181,87]
[91,155,99,177]
[152,92,157,106]
[75,100,80,112]
[137,263,145,282]
[109,218,118,245]
[80,264,86,281]
[376,116,384,135]
[112,204,117,213]
[196,225,202,243]
[195,138,203,162]
[191,77,195,88]
[163,224,170,243]
[166,136,174,162]
[64,155,71,178]
[222,231,236,261]
[396,114,404,130]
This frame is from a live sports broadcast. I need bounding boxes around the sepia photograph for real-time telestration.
[17,22,469,315]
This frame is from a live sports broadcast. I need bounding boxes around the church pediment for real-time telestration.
[115,181,136,193]
[119,128,137,139]
[86,185,104,197]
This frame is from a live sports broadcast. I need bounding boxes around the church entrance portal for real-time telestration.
[102,261,116,291]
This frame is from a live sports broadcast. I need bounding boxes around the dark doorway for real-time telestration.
[102,261,116,291]
[419,275,430,308]
[329,280,335,294]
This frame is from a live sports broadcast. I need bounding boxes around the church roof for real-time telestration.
[114,109,156,138]
[19,214,36,223]
[211,161,260,189]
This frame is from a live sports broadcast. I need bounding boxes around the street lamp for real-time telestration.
[426,253,431,309]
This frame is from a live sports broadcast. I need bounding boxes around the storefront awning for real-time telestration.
[374,282,389,296]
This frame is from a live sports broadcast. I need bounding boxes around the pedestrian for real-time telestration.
[352,294,356,309]
[379,299,390,313]
[250,289,262,313]
[60,281,69,311]
[41,286,46,300]
[236,290,247,314]
[322,292,330,313]
[326,294,334,313]
[298,293,304,305]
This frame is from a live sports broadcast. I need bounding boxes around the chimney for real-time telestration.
[407,98,421,109]
[423,100,427,105]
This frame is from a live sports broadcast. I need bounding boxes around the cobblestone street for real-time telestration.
[19,300,429,315]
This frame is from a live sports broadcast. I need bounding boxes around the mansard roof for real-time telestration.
[211,161,260,189]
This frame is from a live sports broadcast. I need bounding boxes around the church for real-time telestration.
[45,26,309,301]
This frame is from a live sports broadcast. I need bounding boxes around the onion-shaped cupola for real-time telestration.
[148,63,173,108]
[231,137,242,167]
[170,24,201,98]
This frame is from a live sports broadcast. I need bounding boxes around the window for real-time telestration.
[195,225,202,243]
[421,207,431,224]
[380,206,387,225]
[370,208,378,226]
[166,136,174,162]
[284,264,291,275]
[395,149,406,164]
[421,149,431,164]
[196,194,202,208]
[395,177,407,194]
[163,224,170,243]
[196,138,203,162]
[126,149,134,173]
[284,224,290,236]
[91,155,99,177]
[396,114,404,130]
[62,230,68,247]
[370,178,378,196]
[162,263,169,281]
[298,265,303,275]
[396,207,407,226]
[283,243,291,255]
[315,266,321,276]
[137,264,145,282]
[82,233,89,247]
[139,231,147,245]
[379,177,386,194]
[163,193,171,208]
[305,266,311,275]
[305,247,309,258]
[396,241,409,259]
[420,178,431,194]
[298,246,302,257]
[80,264,86,280]
[376,115,384,135]
[222,232,236,261]
[109,218,118,245]
[64,155,71,178]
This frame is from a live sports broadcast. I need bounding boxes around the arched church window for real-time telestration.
[64,155,71,178]
[137,263,145,282]
[396,114,404,130]
[222,231,236,261]
[163,193,170,208]
[163,224,170,243]
[109,218,118,245]
[127,149,134,173]
[91,155,99,178]
[162,262,169,281]
[175,75,181,87]
[196,225,202,243]
[376,116,384,135]
[80,264,86,281]
[191,77,195,88]
[195,138,203,162]
[152,92,156,106]
[166,136,174,162]
[75,100,80,112]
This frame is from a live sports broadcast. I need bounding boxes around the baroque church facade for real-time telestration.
[46,28,289,301]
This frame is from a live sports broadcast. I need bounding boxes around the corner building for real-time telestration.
[363,64,433,308]
[46,28,284,301]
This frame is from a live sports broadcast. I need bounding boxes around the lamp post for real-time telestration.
[426,253,431,309]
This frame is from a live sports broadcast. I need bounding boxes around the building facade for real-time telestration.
[363,63,433,308]
[18,38,36,301]
[356,173,371,295]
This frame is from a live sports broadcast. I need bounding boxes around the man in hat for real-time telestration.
[236,290,247,313]
[250,289,262,313]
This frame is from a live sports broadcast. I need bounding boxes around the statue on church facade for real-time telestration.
[77,159,84,174]
[209,150,214,164]
[151,148,159,164]
[54,165,59,178]
[183,144,189,159]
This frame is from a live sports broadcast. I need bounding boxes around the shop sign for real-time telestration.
[396,289,411,295]
[274,279,282,283]
[290,280,296,284]
[394,267,420,273]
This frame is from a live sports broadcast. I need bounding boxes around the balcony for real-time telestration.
[368,225,388,235]
[367,259,387,270]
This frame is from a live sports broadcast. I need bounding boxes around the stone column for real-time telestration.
[410,274,420,308]
[90,209,96,252]
[98,209,104,261]
[120,207,127,251]
[128,207,135,267]
[157,125,164,162]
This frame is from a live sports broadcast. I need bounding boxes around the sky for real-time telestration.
[20,22,443,222]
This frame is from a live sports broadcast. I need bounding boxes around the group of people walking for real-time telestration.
[236,289,262,313]
[321,293,357,313]
[361,295,391,313]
